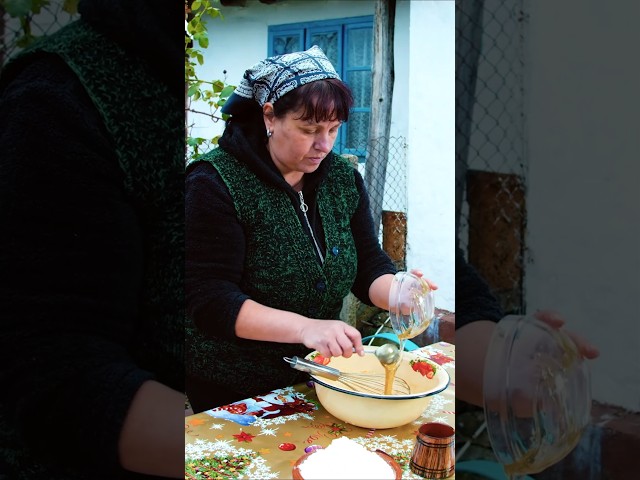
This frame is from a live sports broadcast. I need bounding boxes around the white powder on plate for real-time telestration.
[297,436,396,480]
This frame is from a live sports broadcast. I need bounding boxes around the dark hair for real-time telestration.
[272,78,354,123]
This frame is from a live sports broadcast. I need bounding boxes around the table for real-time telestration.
[185,342,455,479]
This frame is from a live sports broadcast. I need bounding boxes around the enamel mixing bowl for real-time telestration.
[306,347,449,429]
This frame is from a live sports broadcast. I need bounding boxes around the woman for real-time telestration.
[185,46,436,413]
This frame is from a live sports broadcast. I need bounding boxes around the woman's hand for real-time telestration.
[236,300,365,358]
[298,319,365,358]
[408,268,439,291]
[533,309,600,359]
[368,269,438,313]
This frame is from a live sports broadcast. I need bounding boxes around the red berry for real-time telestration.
[313,355,330,366]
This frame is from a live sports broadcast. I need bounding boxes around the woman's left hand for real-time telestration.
[533,309,600,359]
[408,268,438,291]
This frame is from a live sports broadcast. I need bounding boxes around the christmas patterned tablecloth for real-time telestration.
[185,342,455,479]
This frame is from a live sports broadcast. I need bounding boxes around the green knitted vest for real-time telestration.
[186,148,359,394]
[1,19,184,479]
[4,20,184,385]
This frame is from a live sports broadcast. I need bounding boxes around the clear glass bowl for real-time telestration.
[388,271,435,340]
[483,315,592,478]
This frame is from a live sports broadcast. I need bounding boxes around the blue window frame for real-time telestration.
[268,16,373,162]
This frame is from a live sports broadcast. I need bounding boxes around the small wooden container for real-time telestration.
[409,422,455,478]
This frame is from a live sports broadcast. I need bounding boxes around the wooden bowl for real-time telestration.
[292,448,402,480]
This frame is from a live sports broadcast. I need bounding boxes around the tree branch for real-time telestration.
[186,108,224,122]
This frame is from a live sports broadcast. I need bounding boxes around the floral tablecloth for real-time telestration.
[185,342,455,479]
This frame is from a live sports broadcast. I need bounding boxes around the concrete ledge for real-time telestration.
[536,402,640,479]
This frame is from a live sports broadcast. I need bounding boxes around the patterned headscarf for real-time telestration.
[222,45,340,114]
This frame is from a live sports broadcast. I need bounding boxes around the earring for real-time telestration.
[266,128,272,138]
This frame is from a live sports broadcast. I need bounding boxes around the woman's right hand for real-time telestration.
[298,319,365,359]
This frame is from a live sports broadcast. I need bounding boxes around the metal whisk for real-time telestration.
[283,356,411,395]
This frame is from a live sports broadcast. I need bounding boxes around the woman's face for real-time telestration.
[264,103,341,178]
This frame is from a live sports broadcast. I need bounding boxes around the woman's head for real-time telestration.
[222,45,353,122]
[263,78,353,177]
[271,78,353,123]
[222,46,354,178]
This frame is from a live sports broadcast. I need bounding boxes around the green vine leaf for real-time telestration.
[1,0,41,17]
[211,80,225,92]
[187,83,200,97]
[220,85,235,98]
[185,0,232,162]
[186,137,205,147]
[62,0,78,14]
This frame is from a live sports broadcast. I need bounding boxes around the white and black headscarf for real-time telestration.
[222,45,340,115]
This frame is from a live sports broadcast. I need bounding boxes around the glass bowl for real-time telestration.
[388,271,435,340]
[483,315,591,477]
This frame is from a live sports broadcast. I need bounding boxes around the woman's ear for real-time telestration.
[263,102,275,129]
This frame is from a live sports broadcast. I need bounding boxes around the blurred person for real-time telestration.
[0,1,184,478]
[185,46,439,413]
[454,247,599,407]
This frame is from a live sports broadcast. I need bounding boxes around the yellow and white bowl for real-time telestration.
[306,346,449,429]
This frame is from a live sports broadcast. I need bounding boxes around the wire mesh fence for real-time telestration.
[338,136,408,333]
[339,136,408,268]
[1,1,78,67]
[456,0,527,315]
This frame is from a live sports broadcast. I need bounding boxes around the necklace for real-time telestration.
[298,190,325,265]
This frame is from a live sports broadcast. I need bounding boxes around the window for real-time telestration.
[268,16,373,161]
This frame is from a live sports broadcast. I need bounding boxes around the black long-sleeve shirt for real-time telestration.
[455,247,504,328]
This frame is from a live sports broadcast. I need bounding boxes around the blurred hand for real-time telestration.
[533,309,600,359]
[408,268,439,291]
[299,319,365,358]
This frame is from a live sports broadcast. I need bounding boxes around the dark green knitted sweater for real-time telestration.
[0,17,183,480]
[186,148,359,395]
